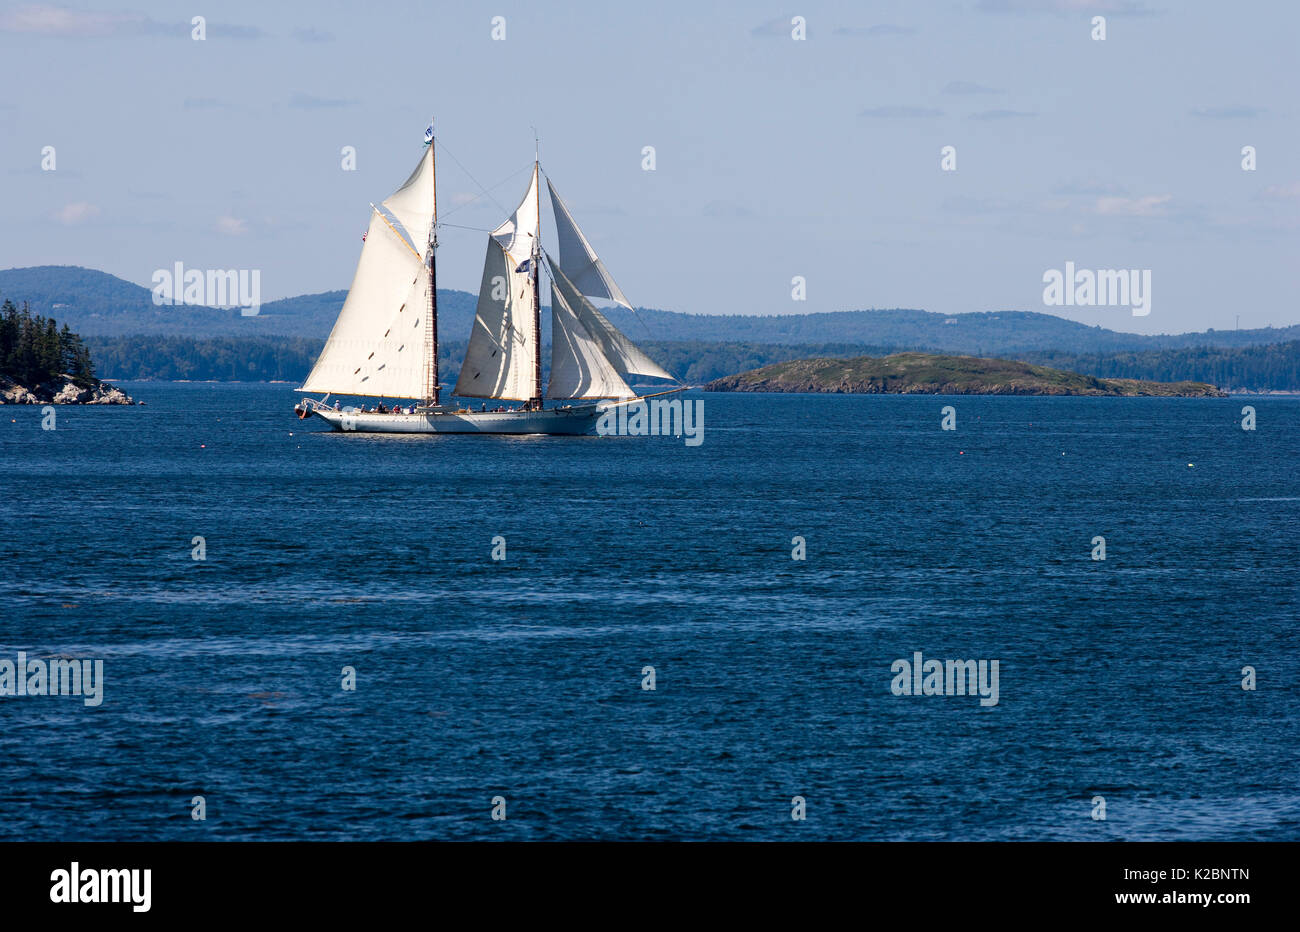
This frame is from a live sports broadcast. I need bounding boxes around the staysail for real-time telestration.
[300,208,429,398]
[547,178,631,309]
[546,255,676,397]
[548,276,635,400]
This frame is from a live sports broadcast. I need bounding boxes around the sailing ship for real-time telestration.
[294,123,680,434]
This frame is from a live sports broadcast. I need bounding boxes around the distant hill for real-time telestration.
[4,266,1299,357]
[704,353,1226,397]
[606,306,1300,355]
[0,266,478,340]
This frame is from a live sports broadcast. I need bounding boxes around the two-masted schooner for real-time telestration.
[294,123,679,434]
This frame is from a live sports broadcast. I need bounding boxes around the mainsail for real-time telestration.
[452,167,541,400]
[300,208,429,398]
[546,179,631,309]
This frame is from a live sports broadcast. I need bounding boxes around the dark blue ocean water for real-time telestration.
[1,383,1297,840]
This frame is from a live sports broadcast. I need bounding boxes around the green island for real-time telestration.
[703,352,1227,397]
[0,299,131,405]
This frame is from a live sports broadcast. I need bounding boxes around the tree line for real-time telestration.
[73,334,1300,392]
[0,298,96,387]
[1020,343,1300,392]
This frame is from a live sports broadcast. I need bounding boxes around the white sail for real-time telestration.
[547,178,631,309]
[381,145,435,253]
[548,281,634,400]
[492,164,540,270]
[547,255,676,387]
[452,238,538,400]
[301,209,429,398]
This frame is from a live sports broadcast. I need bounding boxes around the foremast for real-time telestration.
[423,121,440,407]
[529,149,542,410]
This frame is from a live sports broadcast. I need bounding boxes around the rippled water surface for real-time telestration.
[2,383,1297,840]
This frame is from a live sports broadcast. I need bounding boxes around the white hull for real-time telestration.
[307,403,606,435]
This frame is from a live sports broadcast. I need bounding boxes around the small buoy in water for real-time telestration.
[959,451,964,455]
[1187,463,1194,467]
[200,444,206,448]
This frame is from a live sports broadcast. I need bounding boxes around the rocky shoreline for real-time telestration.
[704,353,1227,398]
[1,374,133,405]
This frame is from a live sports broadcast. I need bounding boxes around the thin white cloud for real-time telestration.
[0,4,146,36]
[1094,195,1171,217]
[1261,182,1300,200]
[216,216,249,235]
[0,4,260,38]
[54,201,100,224]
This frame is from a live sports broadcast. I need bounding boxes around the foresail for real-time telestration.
[548,282,634,400]
[452,237,538,400]
[547,178,631,309]
[301,210,429,398]
[382,146,435,254]
[547,255,676,386]
[492,165,540,269]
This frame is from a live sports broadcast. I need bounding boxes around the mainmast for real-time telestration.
[424,120,440,407]
[529,141,542,409]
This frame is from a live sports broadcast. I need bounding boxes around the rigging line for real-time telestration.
[435,139,526,221]
[437,164,532,223]
[438,221,497,233]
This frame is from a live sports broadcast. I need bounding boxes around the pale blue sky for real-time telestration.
[2,0,1296,333]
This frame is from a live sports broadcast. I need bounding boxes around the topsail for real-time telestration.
[547,179,631,309]
[382,145,436,254]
